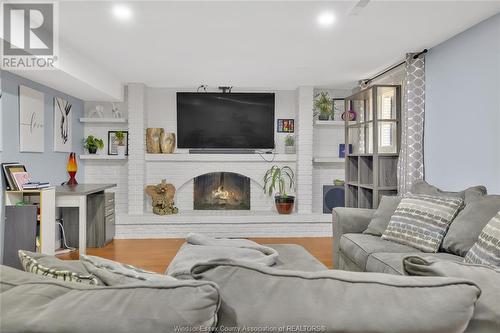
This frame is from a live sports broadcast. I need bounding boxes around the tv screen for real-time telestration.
[177,92,275,149]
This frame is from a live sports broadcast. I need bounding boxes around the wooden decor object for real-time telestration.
[160,132,176,154]
[145,179,179,215]
[146,128,163,153]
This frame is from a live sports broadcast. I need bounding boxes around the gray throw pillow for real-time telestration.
[442,194,500,257]
[382,194,463,253]
[81,255,177,285]
[464,211,500,268]
[364,196,401,236]
[18,250,102,285]
[404,256,500,333]
[192,260,479,333]
[410,180,487,200]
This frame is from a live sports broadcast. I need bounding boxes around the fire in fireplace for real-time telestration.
[194,172,250,210]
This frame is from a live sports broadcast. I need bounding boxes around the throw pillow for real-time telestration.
[363,195,401,236]
[381,194,464,252]
[442,194,500,256]
[18,250,101,285]
[410,180,486,201]
[403,256,500,332]
[464,211,500,268]
[81,255,177,285]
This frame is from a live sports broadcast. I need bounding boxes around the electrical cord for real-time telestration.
[56,218,76,252]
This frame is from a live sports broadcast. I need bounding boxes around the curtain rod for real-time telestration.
[364,49,427,85]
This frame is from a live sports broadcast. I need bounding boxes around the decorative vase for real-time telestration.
[275,195,295,214]
[285,145,295,154]
[342,110,357,121]
[66,152,78,185]
[146,128,163,154]
[160,132,176,154]
[117,145,126,157]
[88,147,97,154]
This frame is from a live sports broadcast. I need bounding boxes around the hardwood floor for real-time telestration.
[58,237,333,273]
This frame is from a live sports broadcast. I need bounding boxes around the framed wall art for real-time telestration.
[108,131,129,155]
[19,85,45,152]
[277,119,294,133]
[54,97,73,152]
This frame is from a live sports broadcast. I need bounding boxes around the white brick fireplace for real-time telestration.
[82,84,343,238]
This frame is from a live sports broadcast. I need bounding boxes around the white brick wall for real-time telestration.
[296,86,314,213]
[127,83,146,215]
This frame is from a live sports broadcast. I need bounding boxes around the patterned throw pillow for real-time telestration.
[381,194,464,253]
[464,211,500,268]
[18,250,101,285]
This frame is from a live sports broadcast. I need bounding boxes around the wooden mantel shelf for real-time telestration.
[145,153,297,162]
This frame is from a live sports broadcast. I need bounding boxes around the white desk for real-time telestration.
[56,184,116,255]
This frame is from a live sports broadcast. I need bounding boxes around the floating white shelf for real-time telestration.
[79,118,127,124]
[79,154,128,160]
[314,120,354,127]
[145,153,297,162]
[313,156,345,163]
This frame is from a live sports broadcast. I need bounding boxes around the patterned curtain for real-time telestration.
[398,53,426,194]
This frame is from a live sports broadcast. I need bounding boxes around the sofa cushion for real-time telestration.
[410,180,487,200]
[367,252,463,275]
[81,255,177,285]
[1,265,220,333]
[340,234,421,270]
[464,211,500,268]
[382,194,463,252]
[404,256,500,333]
[18,250,102,285]
[364,196,401,236]
[192,260,480,333]
[443,195,500,257]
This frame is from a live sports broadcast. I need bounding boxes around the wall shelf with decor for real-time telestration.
[314,120,355,127]
[344,85,401,209]
[79,118,127,124]
[79,155,128,160]
[312,157,344,163]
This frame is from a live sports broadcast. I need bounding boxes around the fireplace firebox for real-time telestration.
[194,172,250,210]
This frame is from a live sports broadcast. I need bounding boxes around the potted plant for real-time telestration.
[83,135,104,154]
[314,91,333,120]
[115,131,126,157]
[263,165,295,214]
[284,134,295,154]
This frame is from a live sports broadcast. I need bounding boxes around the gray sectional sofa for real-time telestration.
[332,181,500,274]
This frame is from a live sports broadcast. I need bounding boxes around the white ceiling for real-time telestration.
[54,1,500,92]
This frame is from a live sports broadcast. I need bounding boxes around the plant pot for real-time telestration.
[318,114,330,121]
[285,145,295,154]
[275,195,295,214]
[88,147,97,154]
[117,145,126,157]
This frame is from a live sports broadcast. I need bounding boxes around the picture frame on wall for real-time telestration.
[108,131,129,155]
[332,98,345,121]
[277,119,294,133]
[19,85,45,152]
[53,97,73,152]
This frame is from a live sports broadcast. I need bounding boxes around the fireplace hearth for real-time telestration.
[194,172,250,210]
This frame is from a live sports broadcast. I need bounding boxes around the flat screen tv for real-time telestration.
[177,92,275,149]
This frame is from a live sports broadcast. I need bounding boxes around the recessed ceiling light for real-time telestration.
[317,11,335,27]
[112,4,133,21]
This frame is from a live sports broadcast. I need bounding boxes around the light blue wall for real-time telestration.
[425,13,500,194]
[0,70,85,262]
